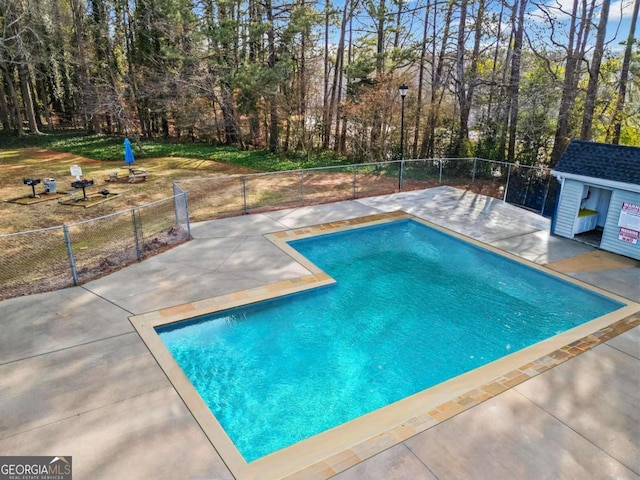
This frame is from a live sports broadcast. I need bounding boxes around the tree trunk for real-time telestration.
[70,0,95,132]
[124,0,144,137]
[332,69,344,152]
[322,0,331,149]
[486,0,505,126]
[498,3,518,161]
[220,85,241,145]
[420,0,453,158]
[611,0,639,144]
[338,6,353,154]
[454,0,483,156]
[330,0,349,151]
[18,62,41,134]
[29,73,44,131]
[507,0,527,163]
[37,76,53,131]
[1,64,24,136]
[0,73,12,130]
[454,0,469,150]
[413,0,431,158]
[580,0,610,140]
[550,0,595,165]
[299,0,308,151]
[370,0,386,160]
[265,0,279,152]
[248,0,261,145]
[394,0,403,49]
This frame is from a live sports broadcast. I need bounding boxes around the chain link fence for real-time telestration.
[0,193,190,300]
[2,157,556,301]
[175,158,558,222]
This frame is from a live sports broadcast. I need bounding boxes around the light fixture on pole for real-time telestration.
[398,84,408,191]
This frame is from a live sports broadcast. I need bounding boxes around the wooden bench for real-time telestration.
[127,169,148,183]
[112,166,149,183]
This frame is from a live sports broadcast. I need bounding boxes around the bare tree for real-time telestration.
[419,0,454,158]
[0,73,11,130]
[0,0,41,133]
[580,0,610,140]
[370,0,387,160]
[265,0,279,151]
[453,0,485,155]
[549,0,596,165]
[413,0,432,158]
[322,0,331,149]
[337,2,354,154]
[611,0,639,144]
[0,64,23,135]
[507,0,527,162]
[327,0,350,151]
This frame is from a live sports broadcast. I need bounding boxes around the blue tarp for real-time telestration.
[124,138,135,165]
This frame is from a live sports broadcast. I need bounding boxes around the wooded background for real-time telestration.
[0,0,638,165]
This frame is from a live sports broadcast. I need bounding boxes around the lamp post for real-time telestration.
[398,84,408,191]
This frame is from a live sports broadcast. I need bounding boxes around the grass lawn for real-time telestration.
[0,131,347,234]
[0,131,353,234]
[0,131,503,235]
[0,147,255,234]
[0,130,351,171]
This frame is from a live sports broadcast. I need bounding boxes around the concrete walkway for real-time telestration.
[1,186,638,479]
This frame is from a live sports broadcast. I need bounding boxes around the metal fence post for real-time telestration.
[301,170,305,201]
[438,159,443,184]
[399,160,404,191]
[472,157,477,183]
[353,166,357,198]
[503,164,512,202]
[242,176,248,214]
[540,172,551,215]
[182,192,191,238]
[173,192,179,226]
[172,182,191,238]
[132,208,142,260]
[63,225,79,285]
[172,183,180,224]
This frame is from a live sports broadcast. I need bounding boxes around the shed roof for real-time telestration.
[553,140,640,186]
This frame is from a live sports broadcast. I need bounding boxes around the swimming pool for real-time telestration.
[131,212,638,479]
[154,218,626,463]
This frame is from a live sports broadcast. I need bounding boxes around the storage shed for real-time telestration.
[551,140,640,260]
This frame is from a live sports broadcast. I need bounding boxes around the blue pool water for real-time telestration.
[157,220,624,462]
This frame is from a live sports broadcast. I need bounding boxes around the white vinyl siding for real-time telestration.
[600,190,640,260]
[553,179,583,238]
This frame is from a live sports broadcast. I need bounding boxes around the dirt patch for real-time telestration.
[179,170,507,221]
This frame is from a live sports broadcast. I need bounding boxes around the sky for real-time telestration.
[527,0,636,49]
[332,0,637,54]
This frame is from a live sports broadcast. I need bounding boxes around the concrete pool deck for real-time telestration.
[1,186,639,479]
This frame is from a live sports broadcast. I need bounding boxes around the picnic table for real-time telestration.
[107,167,149,183]
[121,166,149,182]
